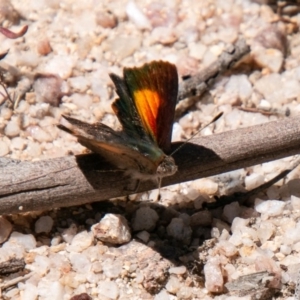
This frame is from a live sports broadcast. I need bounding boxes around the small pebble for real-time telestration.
[245,173,265,190]
[190,210,212,227]
[33,74,62,106]
[92,214,131,245]
[135,230,150,243]
[61,225,76,243]
[5,120,20,137]
[126,1,151,30]
[166,276,180,294]
[167,218,192,245]
[223,202,241,224]
[10,137,26,151]
[98,281,119,299]
[255,199,286,218]
[204,259,224,293]
[169,266,187,275]
[8,232,37,251]
[35,216,54,234]
[66,231,93,252]
[132,207,159,232]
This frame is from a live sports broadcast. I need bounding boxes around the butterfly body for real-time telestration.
[58,61,178,185]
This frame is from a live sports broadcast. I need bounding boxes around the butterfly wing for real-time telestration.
[111,61,178,153]
[110,73,152,146]
[58,115,158,176]
[124,61,178,152]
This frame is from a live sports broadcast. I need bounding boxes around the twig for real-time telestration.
[0,272,33,291]
[206,155,300,209]
[175,39,250,118]
[0,25,28,39]
[0,258,25,275]
[1,115,300,215]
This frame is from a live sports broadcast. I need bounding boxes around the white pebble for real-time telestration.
[245,173,265,190]
[92,214,131,245]
[37,281,64,300]
[253,48,283,72]
[204,259,224,293]
[166,276,180,294]
[126,1,151,30]
[69,252,91,273]
[21,283,38,300]
[8,232,36,251]
[169,266,187,275]
[68,76,90,93]
[154,289,171,300]
[225,74,253,101]
[27,126,52,143]
[102,258,123,278]
[66,230,93,252]
[284,222,300,245]
[280,245,292,255]
[189,42,207,60]
[177,287,193,299]
[255,199,285,217]
[191,178,218,195]
[216,240,238,257]
[10,137,26,151]
[5,120,20,137]
[0,107,12,120]
[254,73,282,101]
[257,221,275,244]
[61,224,77,243]
[167,218,192,245]
[25,141,42,158]
[98,281,119,299]
[0,217,12,244]
[43,55,75,79]
[71,93,93,109]
[104,35,141,60]
[135,230,150,243]
[231,217,250,233]
[132,207,159,231]
[35,216,54,234]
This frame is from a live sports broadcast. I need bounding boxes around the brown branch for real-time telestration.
[175,39,250,118]
[1,116,300,215]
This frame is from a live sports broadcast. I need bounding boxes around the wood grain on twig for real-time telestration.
[1,116,300,215]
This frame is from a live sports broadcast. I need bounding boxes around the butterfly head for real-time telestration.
[157,155,177,178]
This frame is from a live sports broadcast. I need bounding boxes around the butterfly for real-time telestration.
[58,61,179,190]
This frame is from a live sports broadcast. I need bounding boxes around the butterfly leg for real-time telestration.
[156,177,162,201]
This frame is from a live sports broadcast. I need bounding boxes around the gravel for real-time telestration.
[1,0,300,299]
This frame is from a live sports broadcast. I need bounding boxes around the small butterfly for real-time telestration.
[58,61,179,190]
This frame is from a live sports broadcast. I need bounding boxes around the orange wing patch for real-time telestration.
[133,89,161,139]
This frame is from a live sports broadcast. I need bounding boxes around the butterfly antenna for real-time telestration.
[171,111,223,156]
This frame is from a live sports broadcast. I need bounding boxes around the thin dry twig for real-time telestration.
[0,272,33,291]
[0,25,28,39]
[175,39,250,118]
[206,155,300,209]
